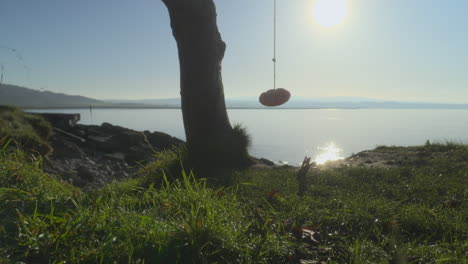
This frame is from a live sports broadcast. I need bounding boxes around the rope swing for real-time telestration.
[259,0,291,107]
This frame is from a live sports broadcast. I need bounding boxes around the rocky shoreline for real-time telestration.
[38,113,449,190]
[39,113,184,190]
[40,113,278,190]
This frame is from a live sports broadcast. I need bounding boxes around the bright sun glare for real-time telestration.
[313,0,348,27]
[315,142,344,165]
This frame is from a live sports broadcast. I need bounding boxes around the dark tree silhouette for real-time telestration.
[162,0,250,177]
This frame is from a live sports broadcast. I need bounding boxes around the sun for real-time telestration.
[313,0,348,27]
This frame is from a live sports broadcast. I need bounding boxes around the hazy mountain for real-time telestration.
[111,96,468,109]
[107,98,180,108]
[1,84,467,109]
[0,84,103,108]
[273,97,468,109]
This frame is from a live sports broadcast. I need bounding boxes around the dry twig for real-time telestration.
[297,156,313,196]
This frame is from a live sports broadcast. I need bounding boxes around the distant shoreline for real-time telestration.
[23,106,358,110]
[22,105,468,110]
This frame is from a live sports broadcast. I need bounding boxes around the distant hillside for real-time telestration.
[111,97,468,109]
[0,84,103,108]
[107,98,181,108]
[1,84,467,109]
[274,98,468,109]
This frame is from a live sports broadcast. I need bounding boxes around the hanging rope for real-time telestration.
[273,0,277,90]
[259,0,291,107]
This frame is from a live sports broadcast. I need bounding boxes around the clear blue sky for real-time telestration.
[1,0,467,102]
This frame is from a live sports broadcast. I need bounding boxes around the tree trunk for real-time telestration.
[162,0,245,175]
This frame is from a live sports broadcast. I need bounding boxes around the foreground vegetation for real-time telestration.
[0,105,52,155]
[0,108,466,263]
[1,140,466,263]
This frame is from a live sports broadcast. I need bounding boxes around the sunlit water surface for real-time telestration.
[28,109,468,166]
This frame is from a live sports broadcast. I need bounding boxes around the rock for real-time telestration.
[259,158,275,166]
[104,152,126,161]
[51,139,84,159]
[42,120,185,190]
[81,123,156,163]
[144,130,184,150]
[88,135,112,144]
[77,165,95,181]
[34,113,80,130]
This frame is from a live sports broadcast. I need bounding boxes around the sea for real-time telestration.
[28,108,468,166]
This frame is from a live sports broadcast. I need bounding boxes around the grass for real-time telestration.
[235,166,467,263]
[0,105,53,155]
[0,132,467,262]
[0,144,291,263]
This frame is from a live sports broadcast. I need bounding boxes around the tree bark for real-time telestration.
[162,0,239,173]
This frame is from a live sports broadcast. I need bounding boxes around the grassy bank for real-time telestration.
[0,105,53,155]
[1,142,466,263]
[0,108,466,263]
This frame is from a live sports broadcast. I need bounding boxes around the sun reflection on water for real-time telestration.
[315,142,344,165]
